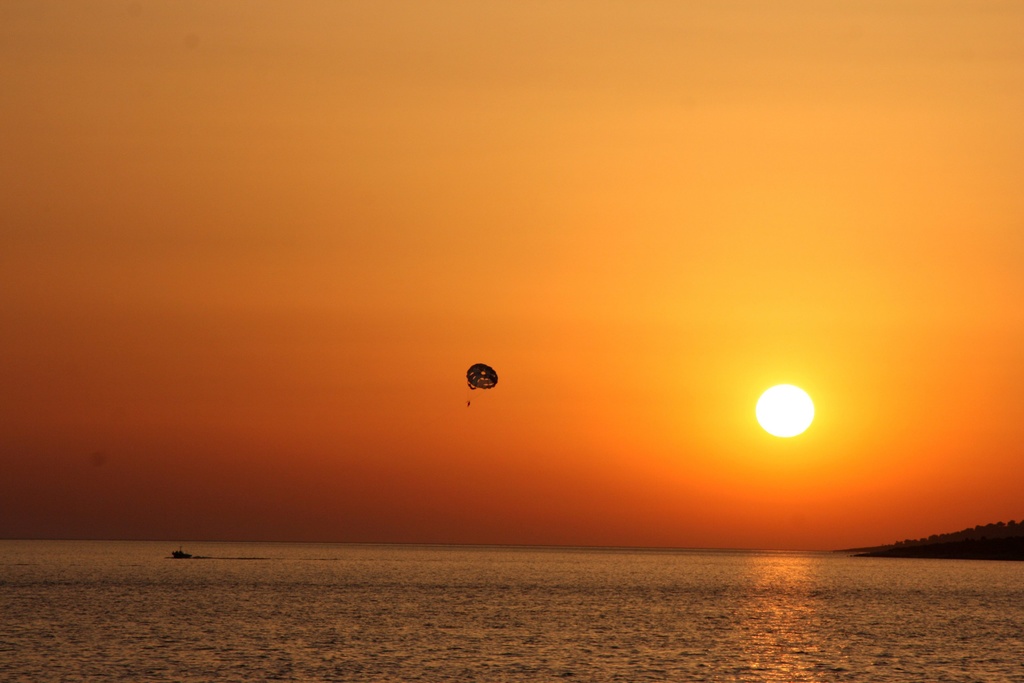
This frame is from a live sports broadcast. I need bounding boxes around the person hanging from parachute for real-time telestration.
[466,363,498,406]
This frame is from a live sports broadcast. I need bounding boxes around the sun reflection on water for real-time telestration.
[733,553,836,682]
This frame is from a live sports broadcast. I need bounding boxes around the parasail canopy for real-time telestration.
[466,363,498,390]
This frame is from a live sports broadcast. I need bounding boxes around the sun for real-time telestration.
[756,384,814,437]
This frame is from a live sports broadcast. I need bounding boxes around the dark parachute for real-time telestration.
[467,363,498,390]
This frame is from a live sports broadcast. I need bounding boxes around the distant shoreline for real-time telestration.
[854,536,1024,561]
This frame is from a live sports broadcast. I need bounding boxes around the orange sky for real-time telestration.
[3,1,1023,550]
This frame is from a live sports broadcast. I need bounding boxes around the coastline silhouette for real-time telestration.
[848,519,1024,561]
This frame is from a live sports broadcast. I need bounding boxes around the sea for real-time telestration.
[2,541,1022,682]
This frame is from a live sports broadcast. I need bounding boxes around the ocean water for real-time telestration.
[2,541,1023,682]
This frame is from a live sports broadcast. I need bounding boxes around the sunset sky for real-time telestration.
[3,1,1023,550]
